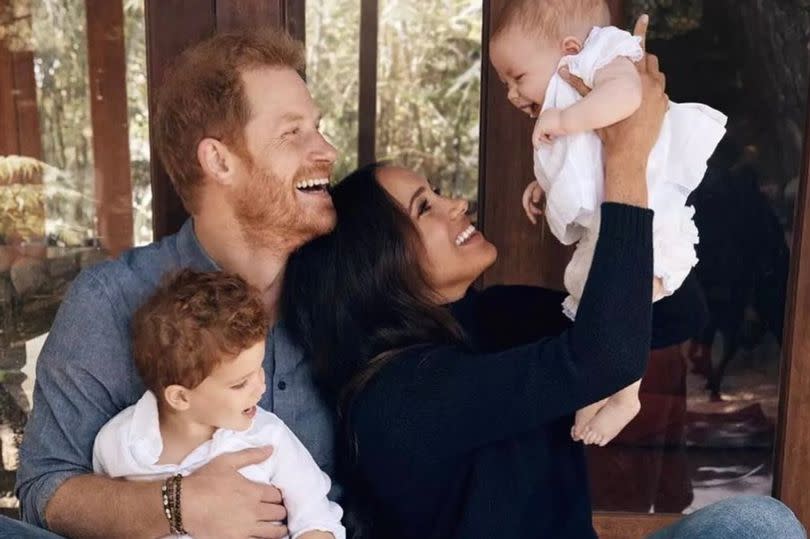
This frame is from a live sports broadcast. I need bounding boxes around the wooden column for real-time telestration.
[774,80,810,528]
[357,0,378,166]
[0,40,42,158]
[478,0,570,290]
[145,0,304,240]
[11,50,42,159]
[0,46,20,156]
[85,0,134,256]
[607,0,625,26]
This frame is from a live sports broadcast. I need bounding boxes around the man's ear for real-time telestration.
[197,137,239,187]
[561,36,583,55]
[163,384,192,412]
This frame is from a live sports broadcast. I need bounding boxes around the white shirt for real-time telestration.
[93,391,345,539]
[534,26,727,316]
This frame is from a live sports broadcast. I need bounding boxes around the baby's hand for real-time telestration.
[522,181,544,225]
[532,108,566,147]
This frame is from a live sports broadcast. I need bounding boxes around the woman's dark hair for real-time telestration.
[283,162,466,414]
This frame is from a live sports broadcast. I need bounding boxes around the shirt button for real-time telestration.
[277,380,287,390]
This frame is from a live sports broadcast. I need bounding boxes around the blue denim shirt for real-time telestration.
[15,220,336,529]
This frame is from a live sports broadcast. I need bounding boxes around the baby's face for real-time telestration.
[490,26,563,117]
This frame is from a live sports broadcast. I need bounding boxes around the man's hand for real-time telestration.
[183,446,289,539]
[522,181,545,225]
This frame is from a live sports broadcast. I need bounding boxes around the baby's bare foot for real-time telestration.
[580,395,641,447]
[572,400,606,442]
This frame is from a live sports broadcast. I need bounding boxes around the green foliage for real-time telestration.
[28,0,95,246]
[307,0,482,199]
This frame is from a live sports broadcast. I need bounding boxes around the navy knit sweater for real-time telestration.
[346,203,706,539]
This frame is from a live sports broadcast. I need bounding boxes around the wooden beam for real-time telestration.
[145,0,216,240]
[0,46,19,156]
[85,0,133,256]
[594,513,679,539]
[11,50,42,160]
[215,0,283,32]
[478,0,571,290]
[357,0,378,167]
[285,0,306,45]
[774,76,810,528]
[607,0,625,26]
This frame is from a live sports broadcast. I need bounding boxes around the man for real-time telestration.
[14,29,334,539]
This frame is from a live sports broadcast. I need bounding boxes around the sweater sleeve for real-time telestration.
[352,203,653,460]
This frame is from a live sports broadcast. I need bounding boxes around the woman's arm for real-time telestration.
[355,204,653,461]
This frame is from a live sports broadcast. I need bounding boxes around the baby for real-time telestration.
[490,0,726,446]
[92,270,345,539]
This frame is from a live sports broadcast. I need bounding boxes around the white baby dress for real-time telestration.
[533,25,727,319]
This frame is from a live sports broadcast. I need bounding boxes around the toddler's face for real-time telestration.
[185,339,268,432]
[490,26,563,117]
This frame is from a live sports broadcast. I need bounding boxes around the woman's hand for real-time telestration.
[558,14,667,207]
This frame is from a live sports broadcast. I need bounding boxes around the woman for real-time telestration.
[283,35,804,539]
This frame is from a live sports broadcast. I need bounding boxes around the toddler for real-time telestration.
[92,270,345,539]
[490,0,726,446]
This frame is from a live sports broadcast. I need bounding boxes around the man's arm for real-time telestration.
[16,269,166,537]
[17,270,288,539]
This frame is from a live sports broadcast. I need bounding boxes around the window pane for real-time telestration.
[125,0,151,246]
[0,0,148,515]
[306,0,361,182]
[587,0,807,514]
[377,0,482,200]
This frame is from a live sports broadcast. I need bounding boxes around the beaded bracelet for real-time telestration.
[172,474,188,535]
[161,474,189,535]
[161,476,175,532]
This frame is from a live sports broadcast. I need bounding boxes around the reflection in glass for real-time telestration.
[0,0,147,515]
[587,0,808,514]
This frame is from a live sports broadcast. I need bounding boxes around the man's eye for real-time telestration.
[516,74,525,82]
[284,127,300,137]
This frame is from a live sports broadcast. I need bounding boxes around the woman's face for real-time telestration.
[377,166,498,302]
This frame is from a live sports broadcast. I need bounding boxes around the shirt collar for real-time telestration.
[128,390,167,466]
[176,218,220,272]
[128,390,260,469]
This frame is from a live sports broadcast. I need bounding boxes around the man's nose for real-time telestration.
[314,132,338,165]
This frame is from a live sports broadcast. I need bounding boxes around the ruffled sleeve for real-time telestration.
[562,26,643,89]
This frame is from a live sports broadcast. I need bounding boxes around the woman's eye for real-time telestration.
[516,74,525,82]
[418,199,431,216]
[284,127,300,137]
[231,381,247,390]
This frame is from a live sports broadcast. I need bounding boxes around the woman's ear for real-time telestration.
[163,384,192,412]
[198,137,239,187]
[561,36,583,55]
